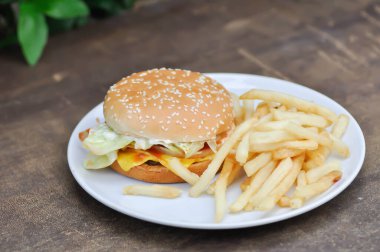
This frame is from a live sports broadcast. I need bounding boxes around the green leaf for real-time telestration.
[37,0,89,19]
[17,1,48,65]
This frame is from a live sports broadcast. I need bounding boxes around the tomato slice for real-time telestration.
[78,129,90,142]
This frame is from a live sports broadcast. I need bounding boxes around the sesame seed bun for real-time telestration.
[111,160,211,183]
[103,68,234,142]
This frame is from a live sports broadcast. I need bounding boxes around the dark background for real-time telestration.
[1,0,379,250]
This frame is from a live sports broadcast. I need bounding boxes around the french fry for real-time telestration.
[278,196,291,207]
[296,170,307,187]
[230,92,244,125]
[254,121,291,131]
[253,102,270,118]
[281,140,319,150]
[303,160,318,171]
[254,113,274,126]
[332,114,349,138]
[207,182,216,195]
[304,115,349,170]
[251,140,318,152]
[289,198,303,208]
[166,157,200,185]
[256,154,305,210]
[215,158,234,222]
[243,100,255,121]
[244,152,272,177]
[273,110,329,128]
[236,132,251,164]
[228,163,244,185]
[305,145,329,165]
[305,160,341,184]
[273,148,304,159]
[123,185,182,198]
[269,104,287,112]
[207,163,244,194]
[230,161,276,212]
[250,130,297,144]
[267,102,282,108]
[290,170,342,208]
[284,122,332,147]
[190,117,258,197]
[303,131,331,170]
[251,142,282,152]
[330,134,350,158]
[306,127,319,133]
[247,158,293,209]
[240,89,338,122]
[240,176,252,191]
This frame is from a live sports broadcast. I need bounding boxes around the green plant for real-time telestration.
[0,0,137,65]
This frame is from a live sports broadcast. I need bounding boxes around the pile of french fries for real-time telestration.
[123,89,350,223]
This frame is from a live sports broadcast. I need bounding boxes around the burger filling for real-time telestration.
[115,148,214,172]
[80,122,224,171]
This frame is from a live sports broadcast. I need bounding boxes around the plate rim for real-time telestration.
[67,73,366,230]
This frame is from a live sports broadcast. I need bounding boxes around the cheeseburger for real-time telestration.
[79,68,234,183]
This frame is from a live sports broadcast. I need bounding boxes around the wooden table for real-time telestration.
[1,0,379,250]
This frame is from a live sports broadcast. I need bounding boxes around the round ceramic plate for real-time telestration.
[67,73,365,229]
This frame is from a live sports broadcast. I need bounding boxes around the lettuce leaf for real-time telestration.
[82,123,133,155]
[84,151,117,169]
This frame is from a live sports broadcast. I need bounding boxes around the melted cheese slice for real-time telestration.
[117,149,214,172]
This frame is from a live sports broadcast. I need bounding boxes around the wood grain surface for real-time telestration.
[1,0,379,250]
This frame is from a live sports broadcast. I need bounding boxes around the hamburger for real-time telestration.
[79,68,234,183]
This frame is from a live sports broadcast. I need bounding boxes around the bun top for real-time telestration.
[103,68,234,142]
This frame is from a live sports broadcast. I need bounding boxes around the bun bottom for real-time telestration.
[111,160,211,183]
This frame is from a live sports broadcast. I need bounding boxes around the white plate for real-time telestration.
[67,73,365,229]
